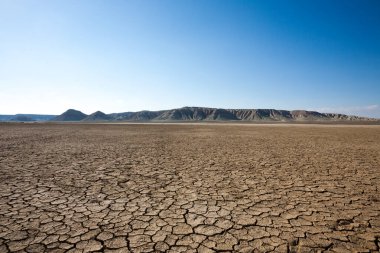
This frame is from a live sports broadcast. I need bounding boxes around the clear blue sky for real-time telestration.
[1,0,379,117]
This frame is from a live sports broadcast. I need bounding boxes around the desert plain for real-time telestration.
[0,123,379,253]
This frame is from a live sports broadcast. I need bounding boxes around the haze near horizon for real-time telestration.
[1,0,379,117]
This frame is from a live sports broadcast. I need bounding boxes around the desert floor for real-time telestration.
[0,123,379,253]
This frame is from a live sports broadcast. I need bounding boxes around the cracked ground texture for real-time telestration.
[0,123,379,253]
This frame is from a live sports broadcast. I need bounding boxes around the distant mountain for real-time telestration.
[51,109,87,121]
[10,115,35,122]
[104,107,372,121]
[0,114,56,122]
[155,107,238,121]
[2,107,376,123]
[163,107,372,121]
[82,111,111,121]
[0,115,15,121]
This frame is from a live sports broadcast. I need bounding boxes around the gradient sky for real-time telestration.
[1,0,380,117]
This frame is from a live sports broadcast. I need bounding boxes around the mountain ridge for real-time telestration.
[58,107,377,122]
[82,111,111,121]
[1,107,378,122]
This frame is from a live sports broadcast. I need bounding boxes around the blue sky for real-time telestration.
[1,0,379,117]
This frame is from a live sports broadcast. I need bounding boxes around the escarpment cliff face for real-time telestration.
[45,106,375,122]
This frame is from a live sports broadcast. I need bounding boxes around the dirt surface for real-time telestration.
[0,123,379,252]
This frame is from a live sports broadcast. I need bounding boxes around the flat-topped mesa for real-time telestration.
[0,114,56,122]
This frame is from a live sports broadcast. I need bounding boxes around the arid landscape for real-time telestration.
[0,123,379,252]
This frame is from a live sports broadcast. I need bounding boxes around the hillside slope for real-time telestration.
[82,111,111,121]
[51,109,87,121]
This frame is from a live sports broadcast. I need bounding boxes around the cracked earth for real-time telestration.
[0,123,379,252]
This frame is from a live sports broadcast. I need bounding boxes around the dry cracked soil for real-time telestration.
[0,123,379,253]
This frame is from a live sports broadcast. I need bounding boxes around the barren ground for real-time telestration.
[0,123,379,253]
